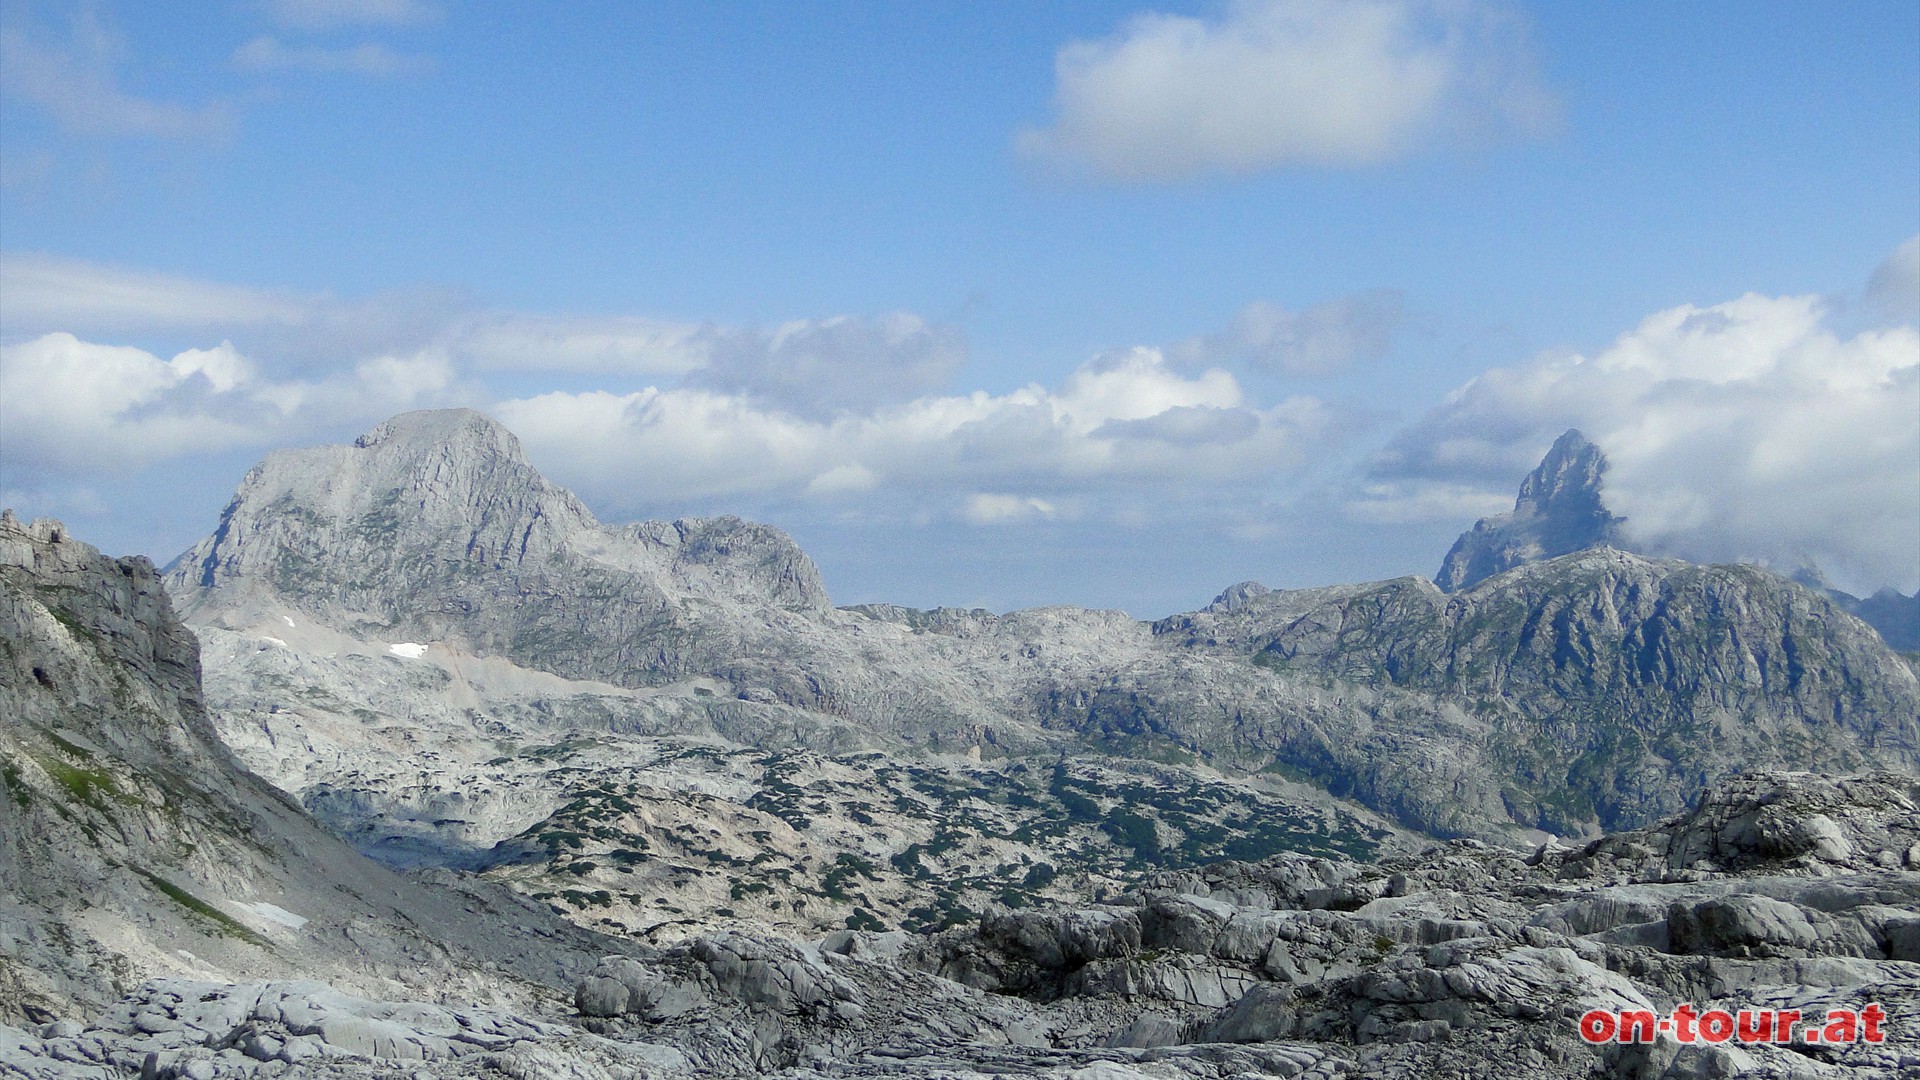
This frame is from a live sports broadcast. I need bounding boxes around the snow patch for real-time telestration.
[260,636,287,648]
[282,616,295,628]
[243,902,309,930]
[388,642,428,659]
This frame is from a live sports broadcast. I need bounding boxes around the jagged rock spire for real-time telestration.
[1435,429,1628,592]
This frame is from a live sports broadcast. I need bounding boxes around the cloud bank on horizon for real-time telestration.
[4,236,1916,594]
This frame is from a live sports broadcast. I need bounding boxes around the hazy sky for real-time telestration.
[2,0,1916,615]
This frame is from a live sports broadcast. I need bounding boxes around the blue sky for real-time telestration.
[2,0,1916,615]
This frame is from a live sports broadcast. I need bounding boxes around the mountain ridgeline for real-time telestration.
[165,411,1920,853]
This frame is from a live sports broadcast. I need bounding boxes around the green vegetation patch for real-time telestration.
[39,756,118,812]
[1,757,31,810]
[132,868,271,947]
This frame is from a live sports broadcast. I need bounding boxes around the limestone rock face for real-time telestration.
[1831,587,1920,653]
[0,512,613,1025]
[169,408,830,690]
[1153,548,1920,836]
[1436,429,1629,592]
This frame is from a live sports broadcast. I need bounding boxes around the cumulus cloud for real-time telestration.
[0,332,461,474]
[0,10,232,140]
[493,346,1345,521]
[233,36,433,76]
[1172,290,1408,374]
[1019,0,1554,182]
[1361,285,1920,591]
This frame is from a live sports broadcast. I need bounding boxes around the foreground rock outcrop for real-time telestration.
[0,513,614,1026]
[559,770,1919,1078]
[10,769,1913,1078]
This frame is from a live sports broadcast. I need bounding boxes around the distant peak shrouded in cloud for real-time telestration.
[1020,0,1556,182]
[1358,239,1920,594]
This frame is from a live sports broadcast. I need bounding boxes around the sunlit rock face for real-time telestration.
[0,512,612,1027]
[1435,429,1629,593]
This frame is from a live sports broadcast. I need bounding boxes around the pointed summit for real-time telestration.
[1435,429,1629,592]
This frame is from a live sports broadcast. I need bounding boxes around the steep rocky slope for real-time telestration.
[0,513,614,1026]
[162,410,1920,936]
[1826,587,1920,654]
[1156,549,1920,834]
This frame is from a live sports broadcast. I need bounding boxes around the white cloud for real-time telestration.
[0,11,232,140]
[0,332,461,475]
[805,464,880,498]
[1171,290,1408,374]
[0,334,260,471]
[263,0,439,30]
[233,36,434,76]
[0,256,957,410]
[493,347,1344,518]
[1366,288,1920,591]
[1019,0,1553,182]
[0,254,311,332]
[1343,480,1510,525]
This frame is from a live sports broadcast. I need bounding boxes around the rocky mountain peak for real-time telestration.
[1515,428,1608,514]
[167,409,833,678]
[167,408,599,602]
[352,406,526,460]
[1435,428,1629,592]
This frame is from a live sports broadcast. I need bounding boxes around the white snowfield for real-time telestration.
[241,902,309,930]
[387,642,428,659]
